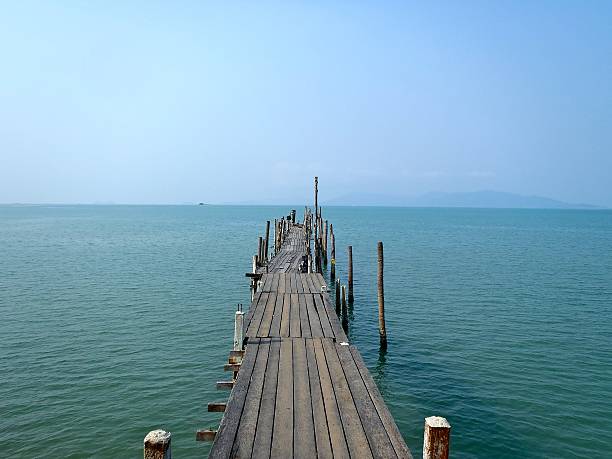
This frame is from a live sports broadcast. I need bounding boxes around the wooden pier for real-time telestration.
[144,179,451,459]
[207,223,413,458]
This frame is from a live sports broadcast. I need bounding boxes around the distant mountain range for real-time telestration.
[322,190,603,209]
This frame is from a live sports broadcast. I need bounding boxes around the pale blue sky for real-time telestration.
[1,1,610,206]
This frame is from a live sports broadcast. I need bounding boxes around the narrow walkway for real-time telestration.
[209,225,413,458]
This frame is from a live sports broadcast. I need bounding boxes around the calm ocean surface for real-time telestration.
[1,205,611,458]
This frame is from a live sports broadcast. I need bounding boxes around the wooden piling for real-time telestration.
[323,220,328,266]
[314,177,318,242]
[335,278,341,314]
[377,241,387,348]
[423,416,451,459]
[273,218,277,254]
[330,224,335,281]
[257,237,263,266]
[144,429,171,459]
[341,284,348,331]
[348,245,354,303]
[264,221,270,261]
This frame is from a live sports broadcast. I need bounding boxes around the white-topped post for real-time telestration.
[423,416,451,459]
[144,429,171,459]
[233,311,244,351]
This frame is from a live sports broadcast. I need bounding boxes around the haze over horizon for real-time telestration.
[1,2,611,207]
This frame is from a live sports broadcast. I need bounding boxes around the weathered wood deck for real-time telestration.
[208,224,413,458]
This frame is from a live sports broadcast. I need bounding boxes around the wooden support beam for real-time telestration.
[196,429,217,442]
[216,381,234,390]
[224,363,241,372]
[208,402,227,413]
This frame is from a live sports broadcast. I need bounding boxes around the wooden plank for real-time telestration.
[295,272,304,294]
[299,293,312,338]
[271,339,293,458]
[208,339,259,457]
[280,293,290,337]
[336,343,398,458]
[301,273,312,294]
[289,272,296,293]
[269,292,284,336]
[231,340,271,458]
[320,293,348,342]
[278,272,287,294]
[306,293,324,338]
[208,402,227,412]
[244,291,263,332]
[251,339,281,459]
[305,339,333,459]
[316,273,327,291]
[313,339,350,459]
[314,293,335,339]
[289,293,301,337]
[262,273,273,292]
[350,346,414,459]
[306,273,318,294]
[246,292,269,337]
[293,338,316,459]
[323,339,373,458]
[257,291,277,337]
[272,272,280,292]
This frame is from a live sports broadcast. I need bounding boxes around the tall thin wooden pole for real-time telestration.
[335,278,341,314]
[264,221,270,262]
[314,177,318,243]
[330,225,336,281]
[341,284,348,323]
[377,241,387,348]
[324,220,328,266]
[423,417,451,459]
[273,218,277,254]
[257,237,263,266]
[348,245,354,303]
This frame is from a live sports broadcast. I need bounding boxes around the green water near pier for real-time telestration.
[1,205,611,457]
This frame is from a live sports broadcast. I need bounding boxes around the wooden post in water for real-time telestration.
[273,218,277,254]
[341,284,348,329]
[314,177,318,242]
[257,237,263,266]
[264,221,270,262]
[348,245,354,303]
[330,225,336,281]
[144,429,171,459]
[377,241,387,349]
[323,220,328,266]
[423,416,451,459]
[335,278,341,314]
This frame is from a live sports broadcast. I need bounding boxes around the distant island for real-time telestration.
[323,190,603,209]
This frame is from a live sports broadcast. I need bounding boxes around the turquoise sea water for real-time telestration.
[1,205,611,458]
